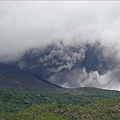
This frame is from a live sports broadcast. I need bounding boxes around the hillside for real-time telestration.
[0,63,120,119]
[0,64,61,92]
[0,87,120,112]
[0,98,120,120]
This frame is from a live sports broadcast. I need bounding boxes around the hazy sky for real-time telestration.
[0,1,120,57]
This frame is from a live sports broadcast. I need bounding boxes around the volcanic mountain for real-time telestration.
[0,63,61,92]
[0,41,120,91]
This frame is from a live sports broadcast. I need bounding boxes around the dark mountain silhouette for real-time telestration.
[0,64,61,92]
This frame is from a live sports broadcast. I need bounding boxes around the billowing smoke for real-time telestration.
[16,40,120,90]
[1,2,120,91]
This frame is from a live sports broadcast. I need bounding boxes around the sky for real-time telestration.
[0,1,120,58]
[1,1,120,90]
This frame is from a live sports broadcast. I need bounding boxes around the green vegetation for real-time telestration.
[0,87,120,119]
[0,98,120,120]
[0,87,120,112]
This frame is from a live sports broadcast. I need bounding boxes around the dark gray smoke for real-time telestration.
[16,40,120,90]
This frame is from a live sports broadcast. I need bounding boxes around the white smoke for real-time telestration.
[59,68,120,91]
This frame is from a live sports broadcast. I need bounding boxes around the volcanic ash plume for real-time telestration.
[17,41,120,90]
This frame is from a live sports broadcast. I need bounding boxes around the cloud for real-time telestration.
[0,1,120,58]
[1,1,120,90]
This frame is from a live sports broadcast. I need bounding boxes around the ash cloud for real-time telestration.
[1,2,120,90]
[16,41,120,90]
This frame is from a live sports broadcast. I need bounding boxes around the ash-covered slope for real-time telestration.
[0,64,61,91]
[16,41,120,90]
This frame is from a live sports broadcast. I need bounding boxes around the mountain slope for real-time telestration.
[0,64,61,92]
[0,86,120,112]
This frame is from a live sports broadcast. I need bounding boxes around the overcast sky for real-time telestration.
[0,1,120,58]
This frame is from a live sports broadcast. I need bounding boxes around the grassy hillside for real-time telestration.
[0,87,120,112]
[0,98,120,120]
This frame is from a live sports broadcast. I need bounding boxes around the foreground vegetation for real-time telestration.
[0,87,120,119]
[0,98,120,120]
[0,87,120,112]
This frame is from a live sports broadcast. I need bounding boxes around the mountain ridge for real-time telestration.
[0,63,61,92]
